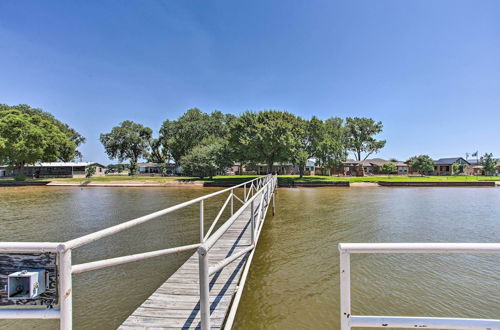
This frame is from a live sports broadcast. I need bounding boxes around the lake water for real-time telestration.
[1,186,499,329]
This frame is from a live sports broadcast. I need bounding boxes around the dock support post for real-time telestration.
[339,250,351,330]
[200,200,204,243]
[59,245,73,330]
[198,246,210,330]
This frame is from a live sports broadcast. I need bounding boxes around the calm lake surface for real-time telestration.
[1,186,499,329]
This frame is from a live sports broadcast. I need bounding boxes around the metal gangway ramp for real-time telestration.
[0,175,277,330]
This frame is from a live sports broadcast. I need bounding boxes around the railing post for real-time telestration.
[230,189,234,216]
[244,184,247,202]
[198,246,210,330]
[340,250,351,330]
[200,200,204,243]
[58,245,73,330]
[250,200,255,244]
[272,190,275,216]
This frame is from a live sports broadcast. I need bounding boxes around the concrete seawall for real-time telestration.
[0,181,51,186]
[378,181,496,187]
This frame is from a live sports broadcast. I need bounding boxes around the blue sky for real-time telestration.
[1,0,499,164]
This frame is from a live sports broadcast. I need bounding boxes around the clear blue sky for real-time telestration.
[1,0,499,164]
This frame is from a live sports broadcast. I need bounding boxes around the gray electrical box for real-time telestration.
[7,269,47,299]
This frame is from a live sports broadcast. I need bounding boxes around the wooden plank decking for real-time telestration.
[119,191,267,330]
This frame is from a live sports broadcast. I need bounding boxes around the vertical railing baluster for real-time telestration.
[198,246,210,330]
[230,189,234,216]
[340,250,351,330]
[59,245,73,330]
[244,184,247,202]
[250,200,255,244]
[200,200,204,243]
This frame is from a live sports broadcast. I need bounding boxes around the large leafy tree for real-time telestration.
[100,121,152,174]
[181,138,232,179]
[231,110,299,173]
[480,153,497,175]
[345,117,386,176]
[228,112,259,174]
[313,117,347,175]
[159,109,232,164]
[0,109,74,170]
[289,117,310,178]
[408,155,434,175]
[0,104,85,161]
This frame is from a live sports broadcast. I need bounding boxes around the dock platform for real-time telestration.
[120,189,269,329]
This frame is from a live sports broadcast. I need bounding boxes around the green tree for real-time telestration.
[480,153,497,175]
[0,104,85,161]
[159,109,232,164]
[313,117,347,175]
[148,137,170,164]
[100,121,152,175]
[345,117,386,176]
[380,163,397,175]
[86,165,96,178]
[408,155,434,175]
[288,117,311,178]
[452,162,463,175]
[228,112,259,174]
[230,110,299,173]
[0,109,75,172]
[181,138,232,179]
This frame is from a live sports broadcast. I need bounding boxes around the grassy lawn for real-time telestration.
[279,175,500,182]
[2,174,499,183]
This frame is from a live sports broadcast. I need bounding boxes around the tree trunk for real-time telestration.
[358,163,365,177]
[268,161,273,174]
[299,166,304,178]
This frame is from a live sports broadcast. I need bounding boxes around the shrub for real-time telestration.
[13,175,27,181]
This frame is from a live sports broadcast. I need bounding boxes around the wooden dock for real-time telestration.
[119,191,268,329]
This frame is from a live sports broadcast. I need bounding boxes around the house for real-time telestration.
[467,159,500,175]
[0,165,7,177]
[433,157,470,175]
[1,162,106,178]
[137,162,181,175]
[395,162,410,175]
[245,162,297,175]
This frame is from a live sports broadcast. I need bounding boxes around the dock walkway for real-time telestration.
[120,188,270,329]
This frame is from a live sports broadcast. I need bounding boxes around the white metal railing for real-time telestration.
[0,174,278,330]
[338,243,500,330]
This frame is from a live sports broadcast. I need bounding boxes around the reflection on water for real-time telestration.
[1,186,499,329]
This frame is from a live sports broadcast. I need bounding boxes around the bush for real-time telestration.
[13,175,27,181]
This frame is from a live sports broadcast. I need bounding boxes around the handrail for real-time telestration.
[72,243,200,274]
[64,176,268,250]
[338,242,500,330]
[209,245,255,276]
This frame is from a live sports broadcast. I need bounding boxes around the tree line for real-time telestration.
[0,105,386,178]
[99,108,386,178]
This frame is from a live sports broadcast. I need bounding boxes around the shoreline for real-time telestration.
[0,179,498,188]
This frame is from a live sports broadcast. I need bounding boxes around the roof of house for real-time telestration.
[26,162,105,167]
[434,157,470,165]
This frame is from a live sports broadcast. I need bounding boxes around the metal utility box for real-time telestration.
[7,269,46,299]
